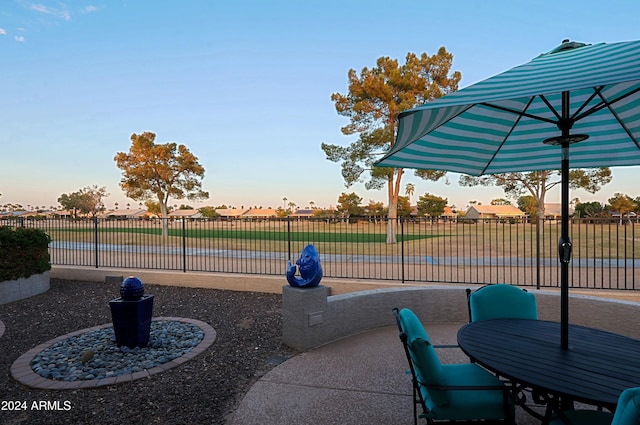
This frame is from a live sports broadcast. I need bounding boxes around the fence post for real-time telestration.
[182,217,187,273]
[94,216,99,269]
[287,219,291,261]
[400,217,405,283]
[535,218,541,290]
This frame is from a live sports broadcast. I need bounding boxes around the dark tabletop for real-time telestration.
[457,319,640,409]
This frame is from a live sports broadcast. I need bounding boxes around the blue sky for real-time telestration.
[2,0,640,211]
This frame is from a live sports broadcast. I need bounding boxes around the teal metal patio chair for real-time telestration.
[466,284,538,322]
[466,284,541,419]
[393,307,515,424]
[548,387,640,425]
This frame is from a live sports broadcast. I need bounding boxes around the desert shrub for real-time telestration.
[0,226,51,281]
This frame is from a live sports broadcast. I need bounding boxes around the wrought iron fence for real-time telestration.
[7,216,639,290]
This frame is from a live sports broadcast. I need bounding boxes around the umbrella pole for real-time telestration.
[560,145,571,350]
[557,91,575,350]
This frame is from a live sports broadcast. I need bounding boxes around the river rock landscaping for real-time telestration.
[0,278,296,424]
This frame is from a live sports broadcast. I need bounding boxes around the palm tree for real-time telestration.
[405,183,415,204]
[282,197,288,210]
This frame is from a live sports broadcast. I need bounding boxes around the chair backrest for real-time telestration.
[395,307,449,407]
[612,387,640,425]
[468,284,538,322]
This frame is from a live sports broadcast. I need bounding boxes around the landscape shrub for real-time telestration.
[0,226,51,281]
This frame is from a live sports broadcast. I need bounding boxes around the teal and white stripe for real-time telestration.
[377,40,640,175]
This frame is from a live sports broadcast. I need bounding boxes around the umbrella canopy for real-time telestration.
[377,39,640,349]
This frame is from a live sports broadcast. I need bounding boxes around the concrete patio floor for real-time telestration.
[228,323,550,425]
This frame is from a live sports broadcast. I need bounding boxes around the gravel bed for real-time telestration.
[0,278,297,424]
[31,321,205,381]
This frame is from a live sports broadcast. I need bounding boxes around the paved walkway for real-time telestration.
[228,323,547,425]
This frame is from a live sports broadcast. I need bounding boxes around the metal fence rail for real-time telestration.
[9,216,638,290]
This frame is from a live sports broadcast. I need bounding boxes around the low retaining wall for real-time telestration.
[50,267,640,351]
[50,266,406,295]
[282,284,640,351]
[0,271,50,305]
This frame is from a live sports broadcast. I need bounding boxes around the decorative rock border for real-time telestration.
[10,317,216,390]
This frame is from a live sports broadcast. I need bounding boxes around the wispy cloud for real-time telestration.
[81,5,98,14]
[29,3,71,21]
[15,35,25,42]
[0,28,7,35]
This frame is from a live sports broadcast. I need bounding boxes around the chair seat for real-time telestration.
[394,307,514,424]
[548,409,613,425]
[421,363,514,421]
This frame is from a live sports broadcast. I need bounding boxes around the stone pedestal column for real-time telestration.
[282,285,330,351]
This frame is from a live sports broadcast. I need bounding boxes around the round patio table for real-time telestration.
[457,318,640,410]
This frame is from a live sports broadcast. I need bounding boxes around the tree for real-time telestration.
[416,193,448,218]
[405,183,415,204]
[608,193,636,223]
[145,200,161,215]
[517,196,538,218]
[114,132,209,236]
[491,198,511,206]
[397,195,413,218]
[634,197,640,213]
[574,201,606,220]
[365,200,386,220]
[57,185,109,218]
[198,206,219,218]
[322,49,460,243]
[459,169,612,219]
[336,192,363,219]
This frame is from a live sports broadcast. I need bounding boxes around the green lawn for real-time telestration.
[65,226,437,243]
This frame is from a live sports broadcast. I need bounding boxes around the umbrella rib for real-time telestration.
[479,99,558,125]
[539,95,562,121]
[595,91,640,150]
[479,97,537,175]
[575,85,640,121]
[570,86,604,120]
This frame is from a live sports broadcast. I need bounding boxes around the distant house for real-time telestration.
[168,209,202,219]
[99,209,149,219]
[18,211,47,218]
[543,203,575,219]
[0,211,21,221]
[465,205,526,220]
[53,210,74,218]
[411,205,459,220]
[215,208,250,219]
[290,209,315,219]
[243,208,277,219]
[441,206,459,220]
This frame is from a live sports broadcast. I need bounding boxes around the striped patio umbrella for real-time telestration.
[377,39,640,349]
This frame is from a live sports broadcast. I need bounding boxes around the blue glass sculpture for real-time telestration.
[120,276,145,300]
[286,244,323,288]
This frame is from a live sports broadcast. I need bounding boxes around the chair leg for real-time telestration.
[412,384,418,425]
